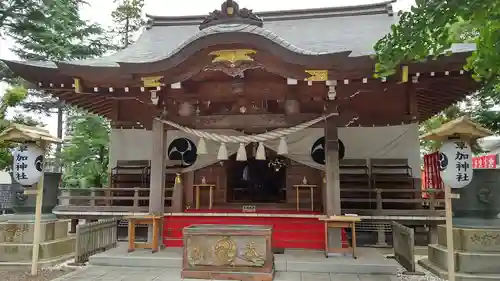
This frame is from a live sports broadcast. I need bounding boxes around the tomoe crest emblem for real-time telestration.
[35,155,44,172]
[168,138,197,167]
[438,152,448,171]
[311,136,345,165]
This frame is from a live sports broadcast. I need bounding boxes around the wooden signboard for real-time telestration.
[0,184,13,213]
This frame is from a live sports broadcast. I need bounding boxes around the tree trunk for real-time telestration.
[56,105,63,172]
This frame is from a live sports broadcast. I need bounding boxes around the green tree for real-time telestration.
[61,112,110,188]
[420,100,500,154]
[0,0,44,35]
[374,0,500,96]
[4,0,115,173]
[0,89,42,170]
[6,0,114,114]
[111,0,145,48]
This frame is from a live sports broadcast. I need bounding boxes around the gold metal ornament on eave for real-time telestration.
[73,78,82,93]
[209,49,257,65]
[305,70,328,81]
[141,76,164,88]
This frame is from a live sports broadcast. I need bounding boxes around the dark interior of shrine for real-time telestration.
[227,147,287,203]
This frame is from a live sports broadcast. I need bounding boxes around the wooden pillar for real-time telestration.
[171,173,184,212]
[148,119,166,243]
[69,219,78,234]
[184,171,195,209]
[324,119,342,251]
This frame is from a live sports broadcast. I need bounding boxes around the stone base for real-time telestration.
[0,219,70,243]
[420,224,500,279]
[0,236,75,262]
[437,224,500,253]
[182,269,274,281]
[419,258,500,281]
[0,219,74,264]
[428,244,500,274]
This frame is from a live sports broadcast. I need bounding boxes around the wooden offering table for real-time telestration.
[293,184,317,211]
[193,184,215,210]
[182,224,273,281]
[319,215,361,258]
[127,214,162,253]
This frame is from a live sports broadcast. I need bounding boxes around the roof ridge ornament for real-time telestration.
[199,0,263,30]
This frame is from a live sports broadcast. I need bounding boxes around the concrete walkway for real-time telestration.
[53,266,399,281]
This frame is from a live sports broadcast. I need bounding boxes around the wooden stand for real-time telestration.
[193,184,215,209]
[293,184,317,211]
[127,215,162,253]
[320,216,361,258]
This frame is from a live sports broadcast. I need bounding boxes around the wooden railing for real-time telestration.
[74,218,119,264]
[54,186,444,217]
[339,188,445,216]
[56,187,173,213]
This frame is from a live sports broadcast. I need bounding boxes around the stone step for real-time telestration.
[419,258,500,281]
[428,244,500,274]
[89,251,398,275]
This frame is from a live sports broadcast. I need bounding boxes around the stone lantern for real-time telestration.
[419,116,500,281]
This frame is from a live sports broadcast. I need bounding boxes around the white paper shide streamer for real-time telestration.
[157,113,335,161]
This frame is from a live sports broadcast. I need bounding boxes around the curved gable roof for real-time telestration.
[10,1,396,69]
[3,0,476,72]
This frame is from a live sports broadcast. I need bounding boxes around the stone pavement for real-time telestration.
[52,266,399,281]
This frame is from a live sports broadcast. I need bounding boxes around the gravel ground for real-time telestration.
[0,268,74,281]
[397,267,445,281]
[396,262,444,281]
[0,259,79,281]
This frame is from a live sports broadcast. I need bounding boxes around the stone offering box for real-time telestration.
[182,224,273,281]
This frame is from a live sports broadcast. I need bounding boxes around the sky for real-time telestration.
[0,0,414,137]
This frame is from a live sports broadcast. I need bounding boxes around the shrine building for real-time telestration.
[3,0,478,250]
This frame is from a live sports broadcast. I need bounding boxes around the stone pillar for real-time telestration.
[376,225,388,246]
[428,224,438,244]
[324,120,342,251]
[148,119,166,243]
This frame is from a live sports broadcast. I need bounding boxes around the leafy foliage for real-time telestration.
[61,112,110,188]
[5,0,114,115]
[8,0,113,61]
[0,0,45,36]
[2,0,115,183]
[375,0,500,155]
[420,99,500,154]
[0,89,42,170]
[374,0,500,95]
[111,0,145,48]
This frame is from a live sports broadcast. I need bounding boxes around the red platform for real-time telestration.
[163,209,348,250]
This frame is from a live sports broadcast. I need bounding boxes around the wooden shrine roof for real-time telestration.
[0,0,480,130]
